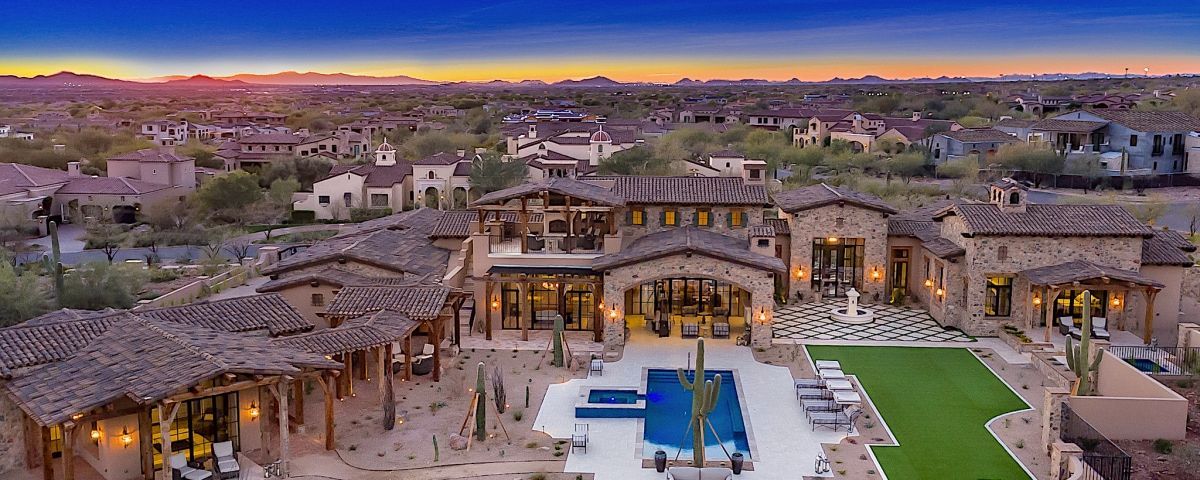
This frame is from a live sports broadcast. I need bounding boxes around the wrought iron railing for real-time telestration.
[1060,403,1132,480]
[1107,346,1200,377]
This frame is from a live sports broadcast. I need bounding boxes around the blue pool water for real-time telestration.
[589,389,643,404]
[1126,358,1167,373]
[642,369,750,459]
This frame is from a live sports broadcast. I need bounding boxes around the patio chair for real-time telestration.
[571,423,589,453]
[796,388,831,400]
[794,378,824,389]
[681,322,700,338]
[589,357,603,376]
[801,398,841,418]
[211,441,239,480]
[712,321,730,338]
[1092,317,1111,340]
[667,466,734,480]
[814,360,841,370]
[526,234,545,252]
[1059,317,1082,338]
[170,453,213,480]
[811,407,863,433]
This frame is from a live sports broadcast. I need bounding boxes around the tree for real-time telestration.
[59,262,146,311]
[1063,154,1106,191]
[890,152,928,184]
[0,258,49,326]
[0,211,36,265]
[469,152,528,195]
[993,143,1064,187]
[598,147,674,175]
[83,220,129,263]
[1125,200,1169,226]
[260,157,332,190]
[194,171,264,222]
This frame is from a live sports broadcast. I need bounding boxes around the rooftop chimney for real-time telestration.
[67,161,82,177]
[912,111,923,121]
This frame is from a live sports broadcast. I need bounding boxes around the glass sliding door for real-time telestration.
[1053,289,1107,321]
[151,391,240,468]
[811,238,865,297]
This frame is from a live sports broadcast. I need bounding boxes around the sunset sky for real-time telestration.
[1,0,1198,82]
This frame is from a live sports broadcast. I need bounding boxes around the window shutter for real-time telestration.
[726,212,733,227]
[626,209,632,225]
[660,210,667,225]
[693,210,699,226]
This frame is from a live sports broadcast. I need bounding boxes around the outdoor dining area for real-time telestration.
[794,360,864,432]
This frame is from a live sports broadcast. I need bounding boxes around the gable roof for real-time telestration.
[414,152,465,165]
[1030,119,1108,133]
[262,209,451,277]
[471,177,625,207]
[272,309,419,356]
[257,267,412,292]
[935,203,1153,237]
[0,162,69,195]
[1021,260,1164,289]
[1083,109,1200,132]
[940,128,1018,143]
[137,293,313,336]
[323,285,453,321]
[55,176,171,195]
[593,227,785,273]
[597,176,771,205]
[1141,229,1196,266]
[773,183,897,214]
[108,148,193,163]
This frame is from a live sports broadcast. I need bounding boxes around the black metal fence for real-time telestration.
[1108,346,1200,377]
[1060,403,1132,480]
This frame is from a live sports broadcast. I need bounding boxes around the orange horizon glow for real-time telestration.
[1,54,1198,83]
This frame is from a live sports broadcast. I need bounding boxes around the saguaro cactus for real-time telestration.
[49,221,64,306]
[552,314,565,367]
[475,362,487,441]
[677,338,722,467]
[1065,291,1103,396]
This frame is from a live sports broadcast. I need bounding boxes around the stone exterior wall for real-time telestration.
[600,253,778,348]
[620,204,766,241]
[0,395,28,475]
[785,203,890,303]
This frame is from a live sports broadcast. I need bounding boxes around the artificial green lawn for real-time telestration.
[805,346,1031,480]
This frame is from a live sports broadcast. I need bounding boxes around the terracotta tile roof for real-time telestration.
[773,183,898,214]
[996,118,1037,128]
[139,293,313,336]
[319,162,412,187]
[273,309,419,355]
[599,176,771,205]
[1030,119,1108,133]
[940,128,1018,143]
[108,148,192,163]
[240,133,301,144]
[1083,109,1200,132]
[935,203,1153,237]
[1141,229,1196,266]
[263,209,451,277]
[4,314,340,426]
[765,218,790,236]
[0,312,123,377]
[257,267,411,292]
[428,210,542,238]
[324,285,453,321]
[914,229,966,258]
[471,177,626,207]
[593,227,785,273]
[1021,260,1164,288]
[0,163,69,195]
[748,224,775,237]
[56,176,171,195]
[414,152,465,165]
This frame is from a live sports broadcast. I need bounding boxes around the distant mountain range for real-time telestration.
[0,70,1186,89]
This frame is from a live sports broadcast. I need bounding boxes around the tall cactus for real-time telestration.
[1065,291,1103,396]
[552,314,565,367]
[475,362,487,441]
[49,221,64,306]
[677,338,722,467]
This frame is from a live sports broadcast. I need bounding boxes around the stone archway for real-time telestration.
[600,254,779,347]
[451,187,468,209]
[423,187,441,209]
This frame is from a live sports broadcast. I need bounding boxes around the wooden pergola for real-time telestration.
[1023,261,1164,344]
[479,268,605,342]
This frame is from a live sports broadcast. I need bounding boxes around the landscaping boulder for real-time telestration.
[448,433,469,450]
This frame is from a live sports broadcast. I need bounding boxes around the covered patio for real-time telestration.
[1020,260,1164,344]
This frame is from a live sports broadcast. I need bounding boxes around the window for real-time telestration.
[627,208,645,225]
[984,276,1012,316]
[934,148,941,159]
[318,195,330,206]
[749,169,761,179]
[1152,134,1165,156]
[1173,134,1185,155]
[728,209,745,228]
[343,192,352,206]
[695,208,711,227]
[311,293,325,306]
[997,246,1008,261]
[1129,134,1138,147]
[370,194,389,207]
[662,208,678,226]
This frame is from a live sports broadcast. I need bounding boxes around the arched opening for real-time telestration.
[423,187,441,209]
[850,141,865,153]
[620,274,757,339]
[112,205,138,224]
[1009,191,1021,205]
[451,187,468,209]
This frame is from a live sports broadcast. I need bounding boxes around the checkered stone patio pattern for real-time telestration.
[773,301,974,342]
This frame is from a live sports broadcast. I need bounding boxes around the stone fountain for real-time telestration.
[830,288,874,324]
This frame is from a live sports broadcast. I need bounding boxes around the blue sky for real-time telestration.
[1,0,1197,81]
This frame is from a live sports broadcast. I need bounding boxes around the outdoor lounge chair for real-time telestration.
[712,321,730,338]
[794,378,823,389]
[681,322,700,338]
[811,408,862,433]
[1059,317,1083,338]
[211,441,239,480]
[1092,317,1111,340]
[814,360,841,370]
[589,357,603,376]
[796,388,831,400]
[667,466,735,480]
[572,423,589,453]
[170,454,213,480]
[526,234,545,252]
[801,398,841,418]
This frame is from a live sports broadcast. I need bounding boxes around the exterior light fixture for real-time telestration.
[490,298,500,310]
[826,236,838,243]
[870,267,883,281]
[120,427,133,448]
[1111,297,1121,307]
[793,267,804,279]
[1032,295,1042,307]
[248,402,260,420]
[935,288,945,297]
[924,279,934,288]
[90,429,101,443]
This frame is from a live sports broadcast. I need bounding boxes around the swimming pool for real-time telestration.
[642,368,751,460]
[589,389,643,404]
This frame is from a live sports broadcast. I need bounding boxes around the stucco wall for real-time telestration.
[1069,351,1188,440]
[784,203,890,303]
[1140,265,1185,346]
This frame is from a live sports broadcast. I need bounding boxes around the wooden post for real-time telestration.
[344,353,355,398]
[518,282,529,341]
[318,374,335,451]
[138,408,153,480]
[520,198,528,254]
[359,350,369,381]
[293,381,305,425]
[565,195,574,254]
[377,347,388,403]
[61,423,75,480]
[405,335,413,381]
[432,320,442,382]
[41,426,53,480]
[23,416,40,471]
[557,280,567,322]
[1043,286,1062,343]
[276,379,291,476]
[594,280,605,343]
[1144,287,1159,344]
[383,343,396,431]
[158,402,181,480]
[453,298,462,347]
[484,281,494,341]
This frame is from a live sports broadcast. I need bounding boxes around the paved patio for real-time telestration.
[773,301,974,343]
[534,329,847,479]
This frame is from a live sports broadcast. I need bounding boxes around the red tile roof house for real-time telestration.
[0,158,178,226]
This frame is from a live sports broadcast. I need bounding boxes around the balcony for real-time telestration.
[488,233,604,256]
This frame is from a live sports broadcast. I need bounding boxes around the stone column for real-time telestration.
[1049,441,1083,480]
[1041,386,1070,454]
[750,305,773,347]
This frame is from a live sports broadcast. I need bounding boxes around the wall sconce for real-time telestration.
[935,287,945,298]
[923,278,934,288]
[1111,296,1121,307]
[792,267,805,280]
[826,236,838,243]
[490,297,500,310]
[1032,294,1042,307]
[608,309,619,321]
[870,267,883,281]
[757,309,768,323]
[119,427,133,448]
[248,402,260,420]
[90,429,101,444]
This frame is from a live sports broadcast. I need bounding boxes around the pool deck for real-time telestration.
[534,329,847,479]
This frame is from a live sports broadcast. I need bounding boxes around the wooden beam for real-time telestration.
[276,380,291,476]
[518,282,529,342]
[382,343,396,431]
[138,407,153,480]
[344,353,355,398]
[405,335,414,381]
[519,197,528,254]
[158,402,181,480]
[293,381,305,426]
[23,416,40,471]
[41,426,53,480]
[61,423,75,480]
[484,280,494,341]
[1043,287,1062,343]
[432,320,443,382]
[164,377,277,404]
[316,374,335,451]
[1144,287,1159,344]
